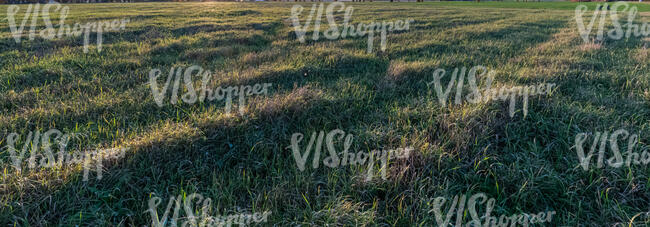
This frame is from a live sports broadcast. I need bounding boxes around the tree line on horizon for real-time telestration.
[1,0,437,3]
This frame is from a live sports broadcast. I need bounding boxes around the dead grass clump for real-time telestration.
[256,86,323,119]
[139,28,167,40]
[241,49,280,66]
[358,146,424,185]
[436,105,502,156]
[310,199,375,226]
[386,60,429,82]
[183,48,218,62]
[635,44,648,63]
[535,29,576,53]
[126,120,202,149]
[578,41,603,52]
[215,46,238,57]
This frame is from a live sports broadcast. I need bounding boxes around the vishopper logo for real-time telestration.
[428,192,556,227]
[423,66,555,117]
[6,3,130,53]
[1,129,127,181]
[288,129,412,181]
[146,193,271,227]
[148,65,272,115]
[575,2,650,43]
[574,129,649,171]
[289,2,414,53]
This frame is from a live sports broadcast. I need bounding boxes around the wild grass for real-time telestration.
[0,1,650,226]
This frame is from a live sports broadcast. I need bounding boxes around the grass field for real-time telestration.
[424,1,650,11]
[1,1,650,226]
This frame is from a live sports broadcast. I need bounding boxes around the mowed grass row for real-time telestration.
[0,2,649,225]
